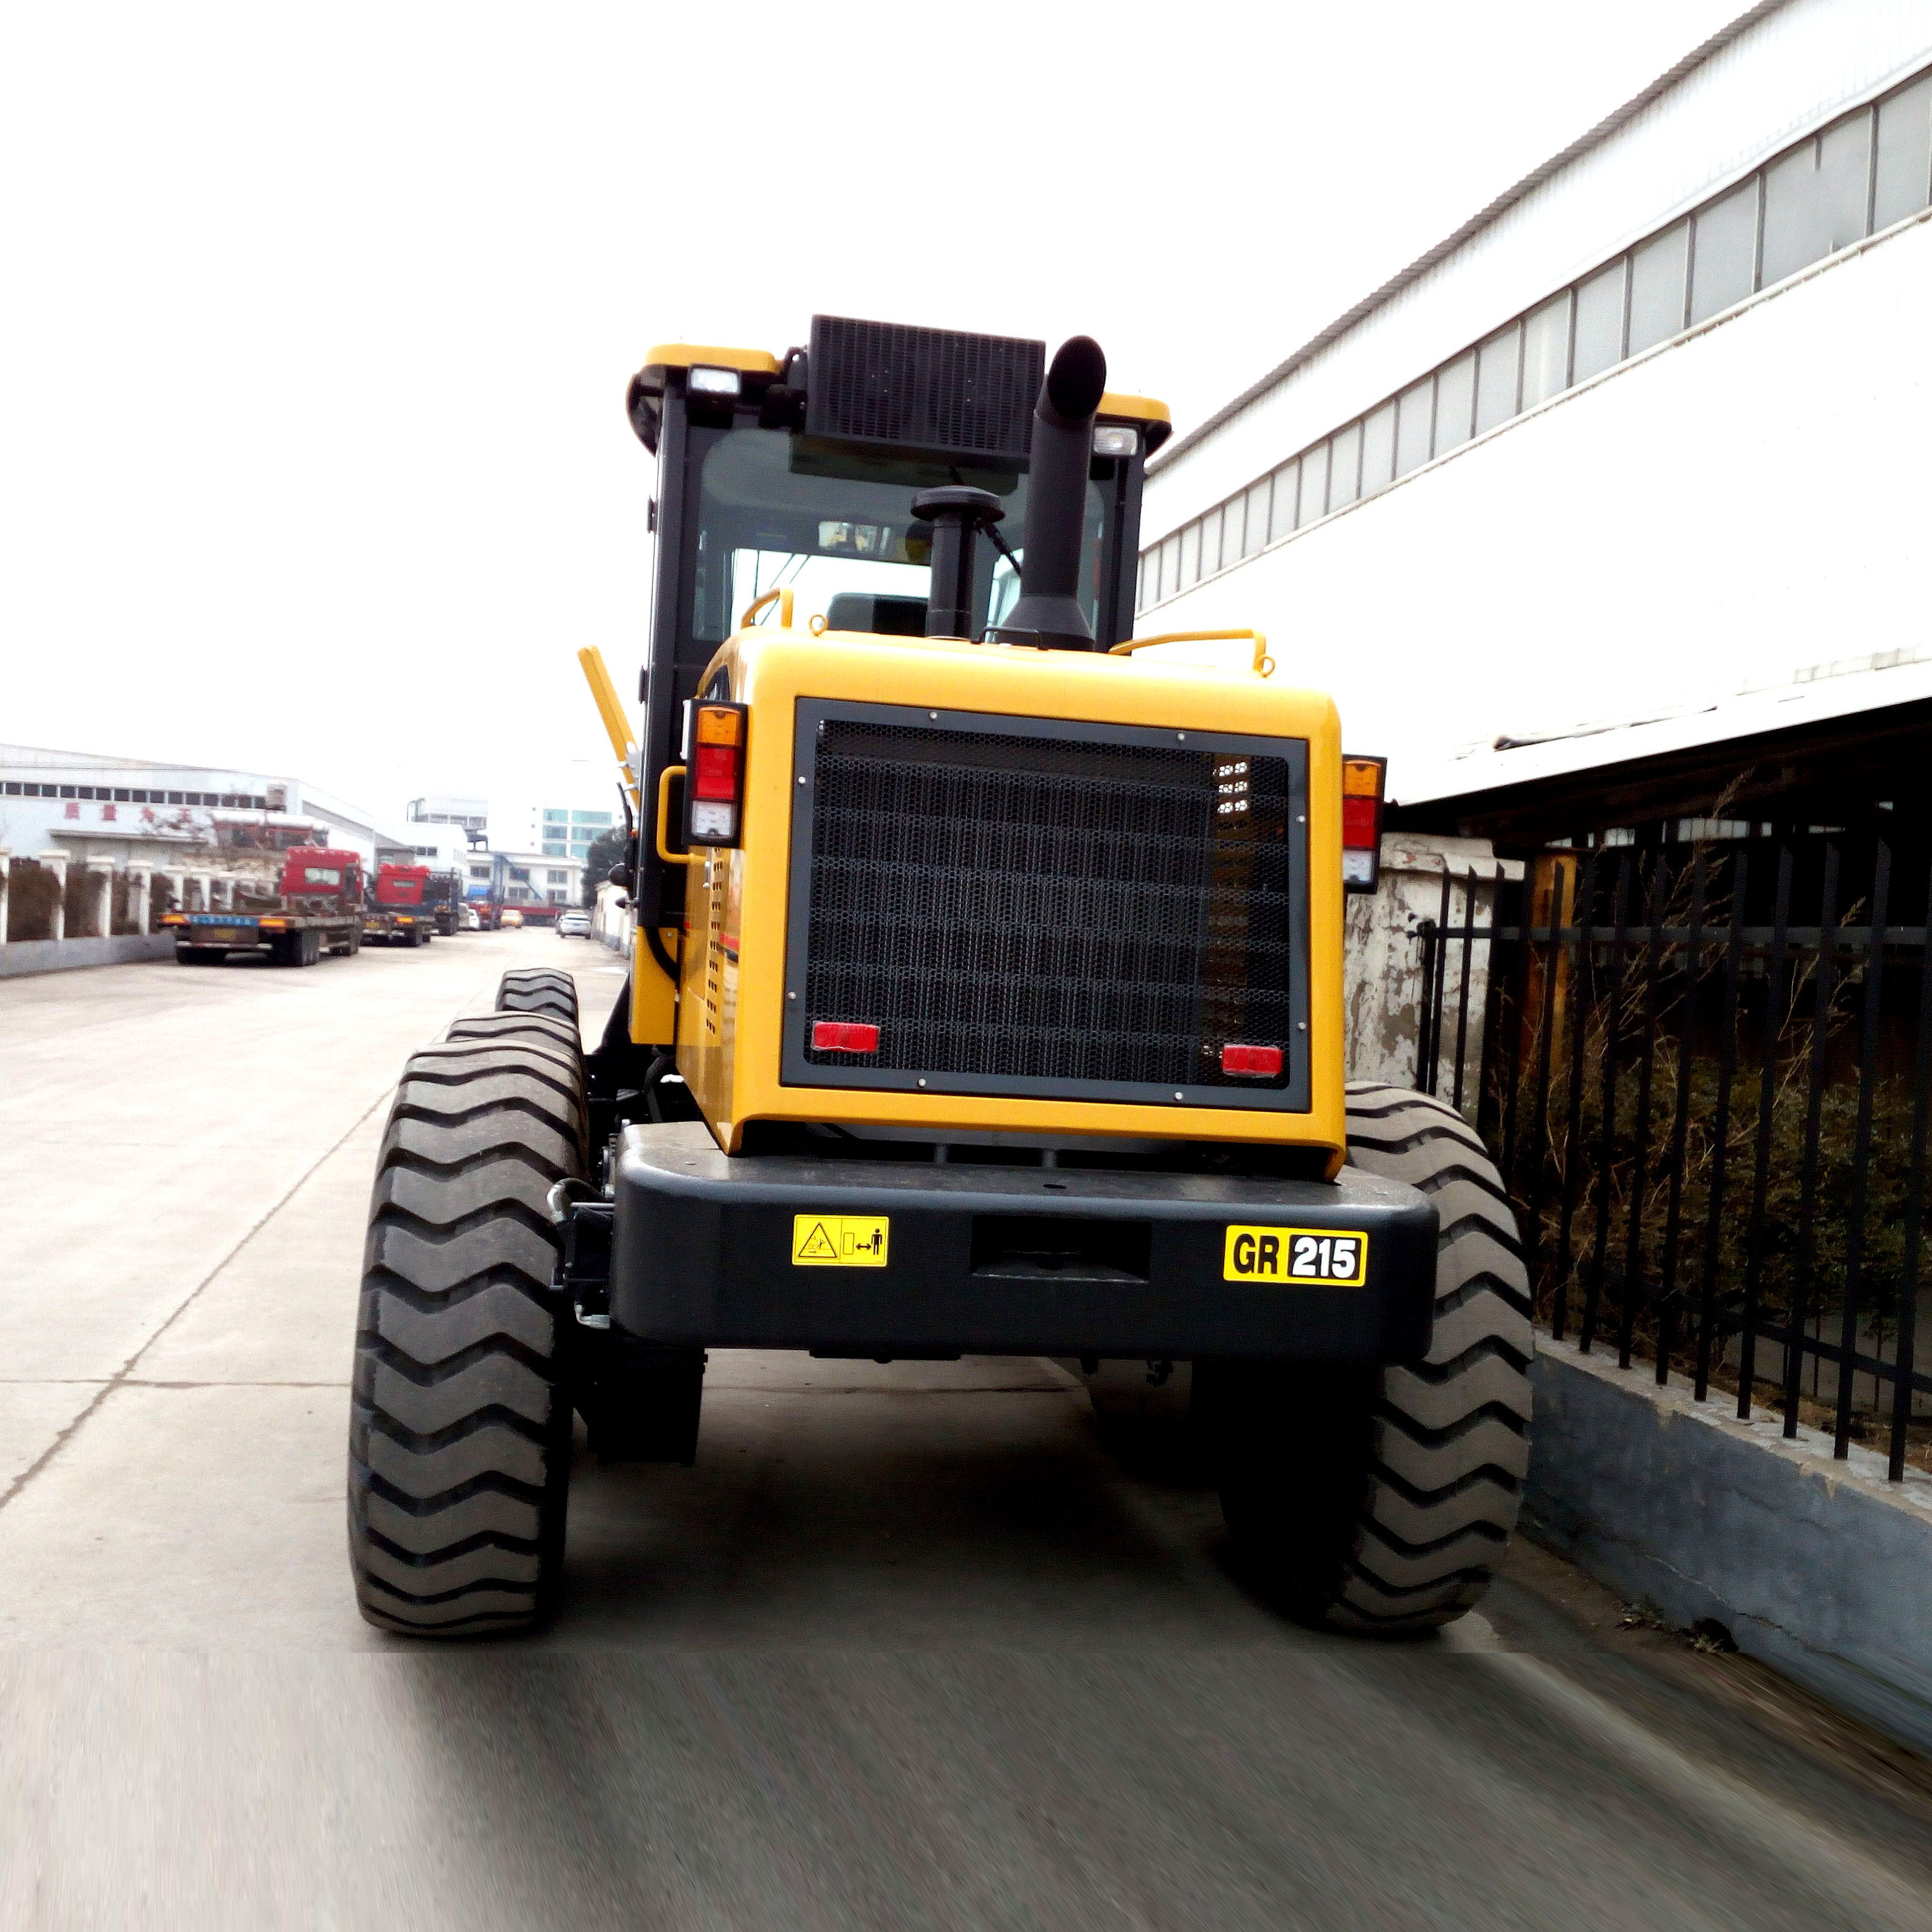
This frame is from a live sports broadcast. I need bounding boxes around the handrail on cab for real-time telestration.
[655,765,691,867]
[739,586,795,631]
[1109,628,1274,678]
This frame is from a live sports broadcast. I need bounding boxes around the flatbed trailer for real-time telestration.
[163,846,365,966]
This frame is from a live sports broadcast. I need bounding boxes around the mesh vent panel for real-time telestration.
[800,720,1297,1093]
[807,317,1043,463]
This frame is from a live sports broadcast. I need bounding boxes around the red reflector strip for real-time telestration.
[691,743,739,801]
[812,1021,879,1053]
[1342,795,1379,848]
[1220,1043,1282,1076]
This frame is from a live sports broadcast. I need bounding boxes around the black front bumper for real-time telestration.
[610,1123,1437,1362]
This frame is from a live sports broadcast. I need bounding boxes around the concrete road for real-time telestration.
[4,932,1931,1929]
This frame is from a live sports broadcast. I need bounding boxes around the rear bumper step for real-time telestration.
[610,1122,1436,1361]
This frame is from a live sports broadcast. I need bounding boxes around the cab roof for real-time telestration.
[632,340,1171,436]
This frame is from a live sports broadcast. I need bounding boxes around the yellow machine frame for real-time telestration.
[585,624,1350,1176]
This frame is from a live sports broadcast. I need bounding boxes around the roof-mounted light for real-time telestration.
[1092,424,1137,457]
[688,365,742,399]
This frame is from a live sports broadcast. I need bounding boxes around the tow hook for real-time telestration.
[547,1178,613,1328]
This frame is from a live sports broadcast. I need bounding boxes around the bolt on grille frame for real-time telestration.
[781,700,1312,1111]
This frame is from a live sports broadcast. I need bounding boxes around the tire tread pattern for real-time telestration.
[1329,1081,1533,1632]
[346,1036,581,1636]
[494,967,580,1038]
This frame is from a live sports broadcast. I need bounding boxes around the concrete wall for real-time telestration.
[592,881,634,957]
[1344,834,1521,1117]
[0,933,177,978]
[1526,1334,1932,1757]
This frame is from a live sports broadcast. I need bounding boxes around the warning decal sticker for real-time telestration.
[1222,1225,1369,1287]
[790,1214,890,1268]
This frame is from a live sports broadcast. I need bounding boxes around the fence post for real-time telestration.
[1890,860,1932,1479]
[1783,843,1842,1438]
[1737,845,1795,1422]
[38,851,68,942]
[1693,849,1750,1402]
[1655,852,1708,1387]
[1552,853,1603,1343]
[82,858,114,941]
[1833,842,1890,1457]
[1580,855,1635,1354]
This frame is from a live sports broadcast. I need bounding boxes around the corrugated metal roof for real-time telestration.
[1393,648,1932,806]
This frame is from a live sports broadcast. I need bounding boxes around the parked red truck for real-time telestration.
[162,847,365,966]
[363,864,443,947]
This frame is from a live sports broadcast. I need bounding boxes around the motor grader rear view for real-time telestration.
[346,318,1531,1636]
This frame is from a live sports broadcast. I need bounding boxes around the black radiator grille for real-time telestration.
[806,316,1043,465]
[790,715,1305,1102]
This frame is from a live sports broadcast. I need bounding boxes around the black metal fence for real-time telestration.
[1414,838,1932,1480]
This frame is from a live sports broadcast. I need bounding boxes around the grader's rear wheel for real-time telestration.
[496,967,579,1034]
[1204,1083,1533,1633]
[447,1010,580,1053]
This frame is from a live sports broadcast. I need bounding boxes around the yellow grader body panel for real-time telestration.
[666,625,1349,1175]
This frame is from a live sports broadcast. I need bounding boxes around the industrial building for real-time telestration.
[1135,0,1932,855]
[465,848,584,914]
[0,743,415,939]
[538,805,617,865]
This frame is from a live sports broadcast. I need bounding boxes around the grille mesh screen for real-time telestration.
[807,317,1042,463]
[800,720,1297,1093]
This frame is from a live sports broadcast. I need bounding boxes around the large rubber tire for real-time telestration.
[496,967,579,1035]
[346,1034,587,1635]
[1205,1082,1533,1634]
[446,1011,582,1057]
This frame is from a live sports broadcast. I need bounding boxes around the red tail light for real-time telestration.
[1342,754,1386,894]
[1220,1043,1282,1077]
[812,1021,879,1053]
[684,700,748,846]
[691,744,737,800]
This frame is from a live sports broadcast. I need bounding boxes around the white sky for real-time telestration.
[1,1,1746,826]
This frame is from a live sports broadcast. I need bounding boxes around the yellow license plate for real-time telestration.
[791,1214,890,1267]
[1223,1225,1369,1286]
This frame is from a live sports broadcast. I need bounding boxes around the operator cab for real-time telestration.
[624,317,1170,933]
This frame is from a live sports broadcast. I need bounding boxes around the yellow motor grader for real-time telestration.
[346,318,1531,1637]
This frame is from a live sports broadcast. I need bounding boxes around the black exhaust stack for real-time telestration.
[993,335,1107,651]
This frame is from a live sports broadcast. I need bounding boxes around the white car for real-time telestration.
[458,905,481,931]
[556,910,593,939]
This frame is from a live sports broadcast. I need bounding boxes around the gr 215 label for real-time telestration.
[1222,1225,1369,1287]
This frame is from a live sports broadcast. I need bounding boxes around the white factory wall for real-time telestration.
[1134,208,1932,804]
[1145,0,1932,536]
